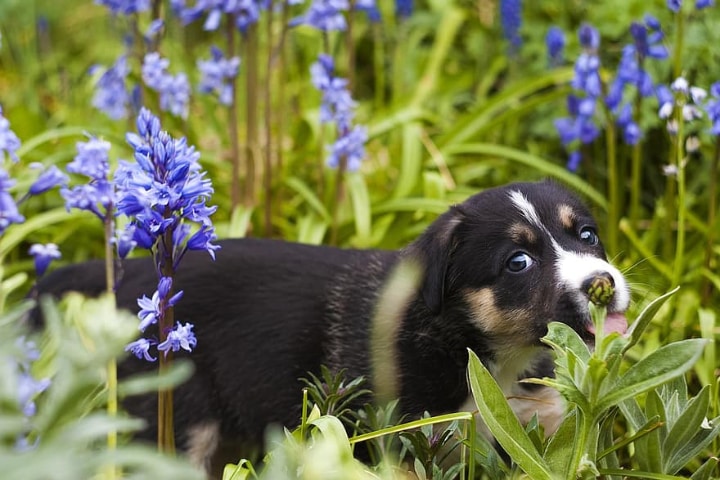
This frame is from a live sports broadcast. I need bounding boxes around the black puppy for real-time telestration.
[32,181,629,473]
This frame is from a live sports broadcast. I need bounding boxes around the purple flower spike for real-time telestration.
[158,322,197,355]
[29,165,68,195]
[0,106,22,163]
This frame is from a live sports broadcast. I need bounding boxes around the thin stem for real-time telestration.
[672,113,686,289]
[701,137,720,304]
[346,0,356,91]
[605,120,619,256]
[330,151,347,246]
[226,17,242,212]
[263,5,274,237]
[103,212,119,479]
[630,67,644,227]
[245,23,259,209]
[157,229,176,454]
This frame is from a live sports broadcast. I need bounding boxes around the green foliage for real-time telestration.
[468,295,719,479]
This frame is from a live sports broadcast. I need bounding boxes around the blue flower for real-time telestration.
[157,322,197,355]
[0,106,21,163]
[91,55,130,120]
[705,82,720,134]
[696,0,714,8]
[142,54,191,119]
[14,338,51,420]
[545,26,565,66]
[292,0,350,31]
[578,23,600,50]
[28,243,62,276]
[125,337,157,361]
[95,0,150,15]
[615,103,641,145]
[61,138,115,220]
[311,54,357,130]
[198,46,241,106]
[395,0,413,19]
[667,0,682,11]
[137,276,184,332]
[500,0,523,54]
[173,0,264,32]
[327,125,367,172]
[115,226,137,259]
[28,165,68,195]
[0,169,25,234]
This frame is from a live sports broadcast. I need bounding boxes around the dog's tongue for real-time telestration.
[587,312,628,336]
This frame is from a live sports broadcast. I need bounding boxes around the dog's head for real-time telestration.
[408,181,629,350]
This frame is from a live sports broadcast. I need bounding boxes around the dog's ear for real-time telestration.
[406,206,463,314]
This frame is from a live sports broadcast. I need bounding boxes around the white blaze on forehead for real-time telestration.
[508,190,543,230]
[554,244,630,312]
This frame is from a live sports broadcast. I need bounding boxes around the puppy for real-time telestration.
[31,181,629,474]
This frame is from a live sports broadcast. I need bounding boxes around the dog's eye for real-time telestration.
[579,226,599,246]
[507,252,534,272]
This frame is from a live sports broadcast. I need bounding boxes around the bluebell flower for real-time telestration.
[125,337,157,361]
[144,18,164,43]
[667,0,682,11]
[500,0,523,54]
[14,337,50,425]
[0,169,25,234]
[310,54,367,170]
[696,0,714,8]
[115,226,137,259]
[157,322,197,355]
[142,54,191,119]
[615,103,642,145]
[395,0,413,19]
[61,138,115,220]
[578,23,600,50]
[95,0,150,15]
[28,243,62,276]
[117,108,218,263]
[91,55,130,120]
[198,46,241,106]
[173,0,264,32]
[137,277,184,332]
[28,165,68,195]
[292,0,350,31]
[142,52,170,91]
[327,125,367,171]
[705,82,720,134]
[0,106,22,162]
[545,26,565,66]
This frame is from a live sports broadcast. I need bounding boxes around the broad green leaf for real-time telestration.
[466,350,554,480]
[222,459,253,480]
[310,415,353,459]
[623,287,680,354]
[597,470,689,479]
[596,339,708,413]
[0,207,70,259]
[690,457,720,480]
[393,122,423,199]
[664,414,720,474]
[544,408,578,478]
[544,322,591,363]
[662,386,709,463]
[346,172,372,248]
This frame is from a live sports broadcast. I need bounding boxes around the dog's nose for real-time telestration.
[582,272,615,306]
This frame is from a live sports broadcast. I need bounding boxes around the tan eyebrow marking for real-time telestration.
[508,222,537,244]
[558,204,576,230]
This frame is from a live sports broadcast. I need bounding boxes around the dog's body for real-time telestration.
[32,181,629,473]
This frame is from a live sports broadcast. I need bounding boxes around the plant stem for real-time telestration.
[672,107,686,289]
[226,16,242,213]
[263,5,274,237]
[605,120,619,256]
[701,137,720,304]
[630,72,644,228]
[245,23,259,210]
[104,212,119,479]
[157,230,176,454]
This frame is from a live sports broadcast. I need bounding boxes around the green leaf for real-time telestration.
[690,456,720,480]
[544,408,578,478]
[284,176,331,222]
[596,339,708,413]
[346,172,372,248]
[623,287,680,354]
[664,414,720,474]
[0,207,70,259]
[441,144,606,210]
[466,350,554,480]
[222,460,253,480]
[393,123,423,198]
[544,322,591,364]
[662,386,710,465]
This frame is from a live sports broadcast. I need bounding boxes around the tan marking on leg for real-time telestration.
[186,421,220,475]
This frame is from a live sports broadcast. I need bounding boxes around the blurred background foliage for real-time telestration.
[0,0,719,477]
